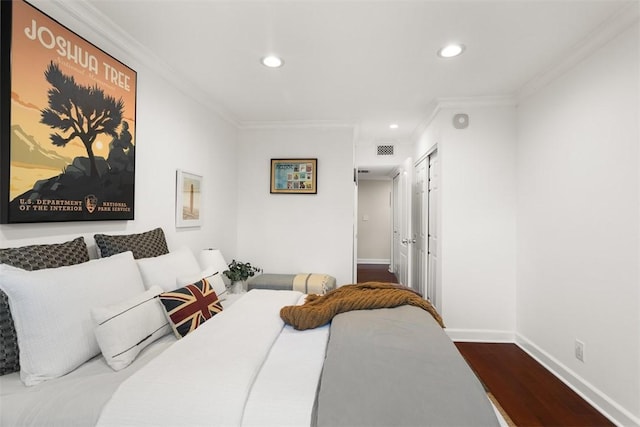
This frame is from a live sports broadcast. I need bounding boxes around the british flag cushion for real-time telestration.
[159,278,223,338]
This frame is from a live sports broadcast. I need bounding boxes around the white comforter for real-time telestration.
[98,290,329,427]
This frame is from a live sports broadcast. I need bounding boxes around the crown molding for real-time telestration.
[435,95,517,110]
[409,95,517,143]
[36,0,239,127]
[409,101,439,144]
[238,120,356,130]
[518,2,639,101]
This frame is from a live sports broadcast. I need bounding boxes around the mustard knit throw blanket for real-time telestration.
[280,282,444,330]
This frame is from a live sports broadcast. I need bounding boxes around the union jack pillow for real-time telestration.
[158,278,223,338]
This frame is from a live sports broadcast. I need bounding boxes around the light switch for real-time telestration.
[362,214,369,221]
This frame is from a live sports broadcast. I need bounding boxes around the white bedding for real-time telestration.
[0,290,329,427]
[97,290,323,426]
[0,335,176,426]
[1,289,507,427]
[242,321,329,426]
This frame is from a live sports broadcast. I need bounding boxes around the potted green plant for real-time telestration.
[223,260,261,293]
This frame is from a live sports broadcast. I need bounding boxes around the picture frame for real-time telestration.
[176,170,202,228]
[0,0,137,223]
[270,158,317,194]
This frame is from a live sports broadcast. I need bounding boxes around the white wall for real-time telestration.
[414,101,518,340]
[0,1,239,259]
[236,126,355,285]
[516,22,640,425]
[357,180,392,263]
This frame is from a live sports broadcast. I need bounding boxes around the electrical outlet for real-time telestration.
[575,339,585,362]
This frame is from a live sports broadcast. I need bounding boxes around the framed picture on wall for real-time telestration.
[0,0,137,223]
[176,170,202,228]
[270,158,317,194]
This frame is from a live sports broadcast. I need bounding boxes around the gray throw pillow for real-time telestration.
[0,237,90,375]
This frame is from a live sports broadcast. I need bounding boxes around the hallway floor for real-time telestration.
[356,263,398,283]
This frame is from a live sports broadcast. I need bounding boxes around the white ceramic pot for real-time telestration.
[230,280,247,294]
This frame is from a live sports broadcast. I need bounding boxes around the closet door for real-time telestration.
[427,150,440,309]
[412,157,428,296]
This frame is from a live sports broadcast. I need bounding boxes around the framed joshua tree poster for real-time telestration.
[0,0,137,223]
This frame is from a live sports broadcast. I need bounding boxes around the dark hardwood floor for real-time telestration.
[357,264,614,427]
[356,263,398,283]
[456,342,613,427]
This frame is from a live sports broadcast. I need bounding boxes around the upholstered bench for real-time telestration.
[247,273,336,295]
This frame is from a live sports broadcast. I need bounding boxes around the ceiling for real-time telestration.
[83,0,632,146]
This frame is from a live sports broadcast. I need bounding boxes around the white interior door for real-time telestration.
[396,158,413,287]
[392,173,400,275]
[412,158,428,296]
[398,170,408,286]
[427,150,440,309]
[352,169,358,283]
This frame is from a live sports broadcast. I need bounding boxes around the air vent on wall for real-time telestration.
[377,145,394,156]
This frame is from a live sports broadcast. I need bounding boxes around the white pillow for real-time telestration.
[0,251,146,386]
[92,285,171,371]
[193,267,227,296]
[136,247,202,291]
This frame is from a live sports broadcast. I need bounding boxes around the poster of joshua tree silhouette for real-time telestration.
[0,0,137,223]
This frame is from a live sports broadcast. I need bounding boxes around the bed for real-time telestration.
[0,231,502,426]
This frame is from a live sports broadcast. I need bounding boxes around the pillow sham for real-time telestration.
[136,247,202,292]
[0,236,90,375]
[92,286,171,371]
[0,251,146,385]
[196,267,227,296]
[159,278,223,339]
[94,227,169,259]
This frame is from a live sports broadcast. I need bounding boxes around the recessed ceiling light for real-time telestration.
[261,55,284,68]
[438,43,465,58]
[389,124,399,129]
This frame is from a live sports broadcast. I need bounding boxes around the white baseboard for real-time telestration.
[446,328,515,343]
[357,258,390,265]
[515,333,639,427]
